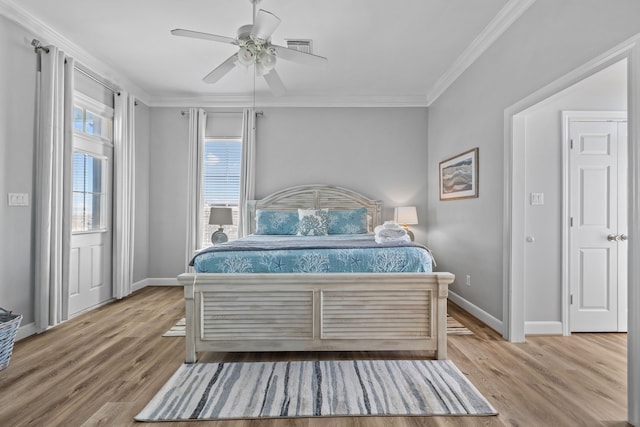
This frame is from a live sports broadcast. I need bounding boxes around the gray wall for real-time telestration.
[254,108,429,227]
[146,106,429,278]
[427,0,640,322]
[522,60,627,324]
[0,15,38,324]
[148,108,190,278]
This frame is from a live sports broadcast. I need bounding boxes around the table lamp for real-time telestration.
[209,207,233,244]
[394,206,418,241]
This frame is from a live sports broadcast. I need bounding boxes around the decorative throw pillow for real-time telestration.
[254,210,299,235]
[328,207,368,234]
[297,208,329,236]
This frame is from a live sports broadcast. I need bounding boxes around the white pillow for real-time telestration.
[297,208,329,236]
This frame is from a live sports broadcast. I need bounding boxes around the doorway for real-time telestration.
[512,60,628,337]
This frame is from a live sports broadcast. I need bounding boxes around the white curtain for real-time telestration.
[238,108,256,237]
[113,92,136,299]
[34,47,74,331]
[186,108,207,269]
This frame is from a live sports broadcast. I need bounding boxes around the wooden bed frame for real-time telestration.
[177,185,455,362]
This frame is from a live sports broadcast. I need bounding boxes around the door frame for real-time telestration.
[67,92,115,315]
[561,111,627,335]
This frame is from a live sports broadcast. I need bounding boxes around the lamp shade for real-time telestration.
[209,207,233,226]
[394,206,418,225]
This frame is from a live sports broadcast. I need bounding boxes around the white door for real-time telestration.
[569,120,627,332]
[68,98,114,316]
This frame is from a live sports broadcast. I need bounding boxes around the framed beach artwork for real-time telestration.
[439,148,479,200]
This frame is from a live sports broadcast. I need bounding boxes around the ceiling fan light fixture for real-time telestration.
[257,49,276,74]
[237,45,256,67]
[170,1,327,95]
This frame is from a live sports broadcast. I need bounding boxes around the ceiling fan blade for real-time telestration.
[251,10,281,41]
[272,45,328,67]
[203,54,238,84]
[263,69,286,96]
[171,29,237,45]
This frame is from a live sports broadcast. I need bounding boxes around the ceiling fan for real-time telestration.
[171,0,327,96]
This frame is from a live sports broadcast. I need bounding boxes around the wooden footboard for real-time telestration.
[177,272,454,362]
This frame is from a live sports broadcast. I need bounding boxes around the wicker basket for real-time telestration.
[0,307,22,370]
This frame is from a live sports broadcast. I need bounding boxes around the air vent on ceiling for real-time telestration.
[285,39,313,54]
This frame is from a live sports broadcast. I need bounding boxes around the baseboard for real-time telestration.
[524,321,563,335]
[133,278,181,289]
[132,278,149,292]
[16,322,37,342]
[447,290,504,334]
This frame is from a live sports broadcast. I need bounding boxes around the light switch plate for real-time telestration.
[530,192,544,206]
[8,193,29,206]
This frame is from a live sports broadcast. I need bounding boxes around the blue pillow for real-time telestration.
[254,210,299,235]
[328,207,368,234]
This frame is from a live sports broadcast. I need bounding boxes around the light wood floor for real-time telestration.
[0,286,629,427]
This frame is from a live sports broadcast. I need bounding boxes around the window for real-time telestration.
[73,105,112,140]
[71,93,113,233]
[72,153,106,231]
[201,139,242,246]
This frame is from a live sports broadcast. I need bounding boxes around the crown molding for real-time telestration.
[426,0,536,106]
[147,94,429,108]
[0,0,151,104]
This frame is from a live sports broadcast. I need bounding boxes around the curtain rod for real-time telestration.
[31,39,49,53]
[74,64,120,95]
[31,39,126,98]
[181,110,263,116]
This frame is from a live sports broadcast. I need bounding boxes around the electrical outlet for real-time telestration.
[8,193,29,206]
[466,275,471,287]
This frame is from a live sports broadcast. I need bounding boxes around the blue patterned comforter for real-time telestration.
[191,235,434,273]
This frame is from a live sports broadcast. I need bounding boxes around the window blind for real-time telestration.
[201,139,242,245]
[202,140,242,207]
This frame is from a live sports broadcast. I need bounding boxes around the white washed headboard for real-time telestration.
[244,184,383,236]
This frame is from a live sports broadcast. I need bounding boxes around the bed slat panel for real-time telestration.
[200,291,314,340]
[321,290,432,339]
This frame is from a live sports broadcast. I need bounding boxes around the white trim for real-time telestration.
[503,114,527,342]
[426,0,537,106]
[0,0,151,104]
[74,92,115,117]
[143,278,181,286]
[147,95,430,108]
[131,278,149,292]
[561,111,627,336]
[132,277,181,289]
[447,290,503,334]
[16,322,37,341]
[524,321,563,335]
[627,42,640,427]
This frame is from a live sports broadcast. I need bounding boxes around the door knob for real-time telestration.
[619,234,628,241]
[607,234,619,241]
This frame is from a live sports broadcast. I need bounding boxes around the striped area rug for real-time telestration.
[135,360,496,421]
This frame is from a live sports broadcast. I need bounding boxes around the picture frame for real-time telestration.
[439,148,479,200]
